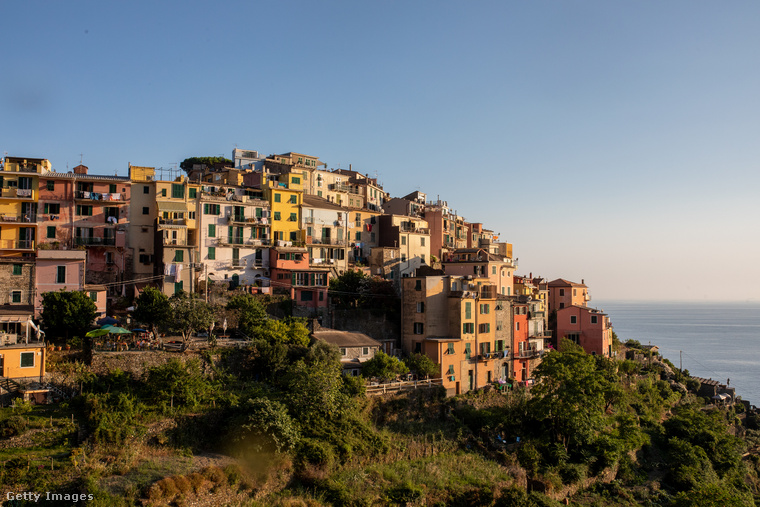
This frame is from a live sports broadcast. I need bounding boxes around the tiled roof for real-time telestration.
[548,278,587,288]
[312,329,381,348]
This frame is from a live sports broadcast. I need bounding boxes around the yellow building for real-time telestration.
[0,343,46,381]
[265,173,304,244]
[0,157,50,258]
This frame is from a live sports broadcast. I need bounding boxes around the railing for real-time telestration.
[75,191,126,201]
[164,239,191,246]
[516,348,541,359]
[365,378,443,396]
[0,188,35,199]
[158,218,187,226]
[3,163,44,173]
[309,238,348,246]
[329,183,361,195]
[0,239,35,250]
[1,213,38,223]
[216,237,247,246]
[75,237,116,246]
[477,351,511,361]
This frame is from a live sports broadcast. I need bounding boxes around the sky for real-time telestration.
[2,1,759,302]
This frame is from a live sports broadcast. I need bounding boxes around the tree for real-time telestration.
[144,358,212,409]
[233,398,301,454]
[404,353,439,379]
[328,269,367,307]
[226,294,268,336]
[40,290,97,341]
[283,358,348,423]
[529,340,609,452]
[254,318,310,347]
[361,351,409,382]
[179,156,232,174]
[132,287,171,339]
[167,291,215,344]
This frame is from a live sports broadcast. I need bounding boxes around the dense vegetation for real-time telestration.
[3,323,760,505]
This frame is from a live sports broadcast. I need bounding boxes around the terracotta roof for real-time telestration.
[312,329,382,348]
[548,278,587,288]
[302,194,347,211]
[557,304,606,315]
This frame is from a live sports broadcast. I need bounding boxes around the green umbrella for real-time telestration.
[107,327,132,334]
[86,328,111,338]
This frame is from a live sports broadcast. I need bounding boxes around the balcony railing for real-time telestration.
[0,239,35,250]
[75,237,116,246]
[75,191,126,202]
[329,183,361,195]
[516,348,541,359]
[1,213,38,223]
[0,188,35,199]
[158,218,187,226]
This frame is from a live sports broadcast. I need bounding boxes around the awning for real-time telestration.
[156,201,189,212]
[0,315,32,323]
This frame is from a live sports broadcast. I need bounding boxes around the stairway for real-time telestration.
[0,376,20,395]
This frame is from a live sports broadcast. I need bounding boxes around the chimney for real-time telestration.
[73,164,88,175]
[581,279,585,285]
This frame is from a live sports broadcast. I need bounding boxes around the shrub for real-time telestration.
[0,416,28,438]
[295,438,335,470]
[173,475,192,495]
[386,481,424,504]
[223,464,243,487]
[202,465,227,486]
[187,472,207,493]
[558,462,586,485]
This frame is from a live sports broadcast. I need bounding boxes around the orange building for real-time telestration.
[401,275,510,396]
[269,246,330,310]
[547,278,590,313]
[0,343,45,381]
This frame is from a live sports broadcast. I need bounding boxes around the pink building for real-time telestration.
[34,250,106,319]
[269,246,330,309]
[555,305,612,357]
[38,165,132,295]
[442,248,515,297]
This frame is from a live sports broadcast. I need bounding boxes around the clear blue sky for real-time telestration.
[3,1,759,302]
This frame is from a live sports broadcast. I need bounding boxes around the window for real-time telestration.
[208,224,216,237]
[492,266,496,275]
[89,292,97,302]
[20,352,34,368]
[447,364,455,374]
[479,323,490,333]
[573,288,577,296]
[174,250,184,262]
[188,211,195,219]
[362,347,369,355]
[415,280,422,291]
[420,237,425,246]
[189,188,197,198]
[170,184,183,198]
[12,264,22,275]
[480,304,490,314]
[56,266,66,284]
[274,193,281,203]
[289,213,297,221]
[515,322,520,331]
[496,320,503,331]
[559,302,565,309]
[447,343,455,355]
[160,188,166,197]
[292,177,300,184]
[142,207,149,215]
[465,302,472,319]
[559,289,565,296]
[416,302,425,313]
[465,343,471,359]
[355,231,361,241]
[208,247,215,260]
[143,185,150,194]
[414,323,424,334]
[463,323,474,334]
[46,180,55,191]
[591,315,598,324]
[340,347,347,356]
[76,205,93,216]
[174,281,183,294]
[401,236,406,245]
[301,290,313,301]
[43,203,60,214]
[370,232,375,242]
[289,195,297,203]
[11,291,21,303]
[401,254,406,262]
[570,315,577,324]
[274,212,281,221]
[203,203,221,215]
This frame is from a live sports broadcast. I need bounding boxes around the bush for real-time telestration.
[386,481,424,504]
[202,466,227,486]
[559,462,586,485]
[173,475,192,495]
[223,464,243,487]
[0,416,28,438]
[295,438,335,470]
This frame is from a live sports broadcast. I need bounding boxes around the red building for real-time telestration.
[512,302,531,382]
[269,246,330,309]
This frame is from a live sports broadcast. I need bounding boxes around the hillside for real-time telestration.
[2,339,760,506]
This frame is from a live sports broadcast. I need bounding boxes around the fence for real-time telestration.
[365,378,443,396]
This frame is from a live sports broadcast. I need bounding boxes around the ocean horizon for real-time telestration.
[595,300,760,404]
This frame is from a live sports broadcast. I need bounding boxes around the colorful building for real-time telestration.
[442,248,515,297]
[556,305,613,357]
[0,156,50,259]
[269,245,330,312]
[547,278,590,313]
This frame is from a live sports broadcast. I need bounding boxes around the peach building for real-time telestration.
[401,275,510,396]
[442,248,515,297]
[269,246,330,311]
[547,278,590,313]
[556,305,613,357]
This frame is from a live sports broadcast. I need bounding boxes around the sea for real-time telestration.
[596,301,760,405]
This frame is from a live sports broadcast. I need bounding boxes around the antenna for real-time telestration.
[79,153,84,164]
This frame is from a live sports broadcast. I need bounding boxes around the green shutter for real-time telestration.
[465,302,471,319]
[208,224,215,237]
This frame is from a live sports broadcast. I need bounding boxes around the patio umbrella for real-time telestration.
[97,316,118,326]
[86,328,111,338]
[106,327,132,334]
[131,328,148,333]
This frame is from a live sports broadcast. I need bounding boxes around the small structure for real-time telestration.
[311,327,381,376]
[0,342,46,382]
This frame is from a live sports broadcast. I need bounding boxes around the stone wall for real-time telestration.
[329,308,400,345]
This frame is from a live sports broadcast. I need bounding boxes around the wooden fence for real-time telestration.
[365,378,443,396]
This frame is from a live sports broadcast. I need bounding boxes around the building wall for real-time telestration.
[128,166,158,285]
[34,251,86,316]
[556,306,612,357]
[0,261,35,306]
[0,345,45,380]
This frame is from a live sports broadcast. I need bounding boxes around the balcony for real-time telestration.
[216,237,247,246]
[75,191,126,202]
[480,286,497,299]
[329,183,361,195]
[158,218,187,226]
[0,213,38,223]
[0,188,34,199]
[0,239,35,250]
[75,237,116,247]
[163,239,191,246]
[516,348,541,359]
